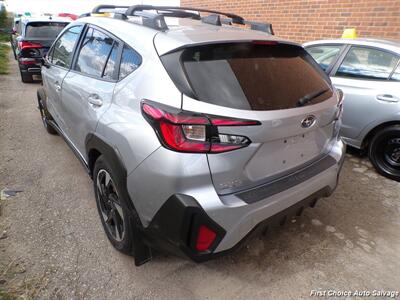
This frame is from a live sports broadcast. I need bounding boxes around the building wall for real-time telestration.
[180,0,400,43]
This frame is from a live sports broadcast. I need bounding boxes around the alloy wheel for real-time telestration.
[384,138,400,168]
[96,169,125,242]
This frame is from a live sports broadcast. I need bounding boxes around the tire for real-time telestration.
[20,71,33,83]
[368,125,400,182]
[38,97,57,135]
[93,155,137,255]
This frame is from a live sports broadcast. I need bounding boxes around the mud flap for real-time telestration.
[133,225,153,266]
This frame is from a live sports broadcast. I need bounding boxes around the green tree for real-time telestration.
[0,8,7,28]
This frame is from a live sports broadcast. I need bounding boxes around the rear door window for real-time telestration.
[306,44,343,72]
[336,46,399,80]
[102,42,119,80]
[25,22,67,39]
[172,43,333,111]
[75,27,115,78]
[391,64,400,81]
[51,25,83,68]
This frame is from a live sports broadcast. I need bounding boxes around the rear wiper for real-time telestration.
[296,88,329,107]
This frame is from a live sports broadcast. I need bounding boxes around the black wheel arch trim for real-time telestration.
[85,133,155,266]
[85,133,127,180]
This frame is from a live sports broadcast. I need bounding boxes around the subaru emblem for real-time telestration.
[301,115,316,128]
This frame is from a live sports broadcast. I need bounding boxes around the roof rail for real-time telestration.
[133,10,168,31]
[202,14,222,26]
[89,5,274,34]
[125,5,245,24]
[92,5,129,14]
[247,21,274,35]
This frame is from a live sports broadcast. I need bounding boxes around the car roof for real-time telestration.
[21,16,71,24]
[303,38,400,54]
[79,16,298,55]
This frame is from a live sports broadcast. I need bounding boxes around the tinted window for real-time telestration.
[336,47,398,80]
[25,22,67,39]
[103,42,119,80]
[17,21,22,34]
[13,20,20,33]
[391,64,400,81]
[52,25,83,68]
[307,45,342,71]
[75,28,114,77]
[119,45,142,80]
[173,43,332,111]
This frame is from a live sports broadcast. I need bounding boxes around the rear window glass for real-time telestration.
[25,22,67,39]
[172,43,333,111]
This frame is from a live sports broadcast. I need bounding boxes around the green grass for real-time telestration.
[0,291,13,300]
[0,33,9,42]
[0,43,10,74]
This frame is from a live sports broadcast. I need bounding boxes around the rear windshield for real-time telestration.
[25,22,67,39]
[164,42,333,111]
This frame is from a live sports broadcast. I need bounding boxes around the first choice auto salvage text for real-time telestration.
[310,290,399,298]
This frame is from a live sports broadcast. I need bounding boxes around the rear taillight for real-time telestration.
[141,100,260,154]
[18,57,37,65]
[335,88,344,120]
[18,41,43,50]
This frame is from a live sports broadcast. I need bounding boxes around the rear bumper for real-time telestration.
[213,138,345,252]
[137,139,346,261]
[18,58,42,75]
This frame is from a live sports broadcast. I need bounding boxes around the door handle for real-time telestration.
[54,81,61,92]
[88,94,103,107]
[376,94,399,103]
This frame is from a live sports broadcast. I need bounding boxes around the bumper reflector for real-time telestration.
[196,225,217,252]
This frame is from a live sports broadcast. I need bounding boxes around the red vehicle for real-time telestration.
[58,13,78,20]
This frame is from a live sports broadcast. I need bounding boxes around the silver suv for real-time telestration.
[37,5,345,265]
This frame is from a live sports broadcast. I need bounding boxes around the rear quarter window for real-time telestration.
[118,44,142,80]
[162,42,333,111]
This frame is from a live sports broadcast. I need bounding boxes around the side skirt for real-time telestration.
[47,120,91,175]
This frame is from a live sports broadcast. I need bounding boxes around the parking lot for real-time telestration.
[0,51,400,299]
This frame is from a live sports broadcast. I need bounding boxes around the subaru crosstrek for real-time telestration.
[37,5,345,265]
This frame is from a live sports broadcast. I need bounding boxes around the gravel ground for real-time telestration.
[1,51,400,300]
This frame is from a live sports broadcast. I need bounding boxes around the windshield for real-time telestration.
[25,22,68,39]
[164,42,333,111]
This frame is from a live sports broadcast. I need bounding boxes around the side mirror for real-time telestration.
[41,57,50,68]
[11,28,17,35]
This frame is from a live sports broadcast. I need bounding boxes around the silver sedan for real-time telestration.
[304,38,400,181]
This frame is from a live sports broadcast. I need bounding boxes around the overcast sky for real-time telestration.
[4,0,179,15]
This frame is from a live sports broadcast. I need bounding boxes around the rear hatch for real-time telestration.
[158,41,339,195]
[21,21,68,57]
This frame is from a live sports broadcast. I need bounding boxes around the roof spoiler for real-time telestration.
[90,4,274,34]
